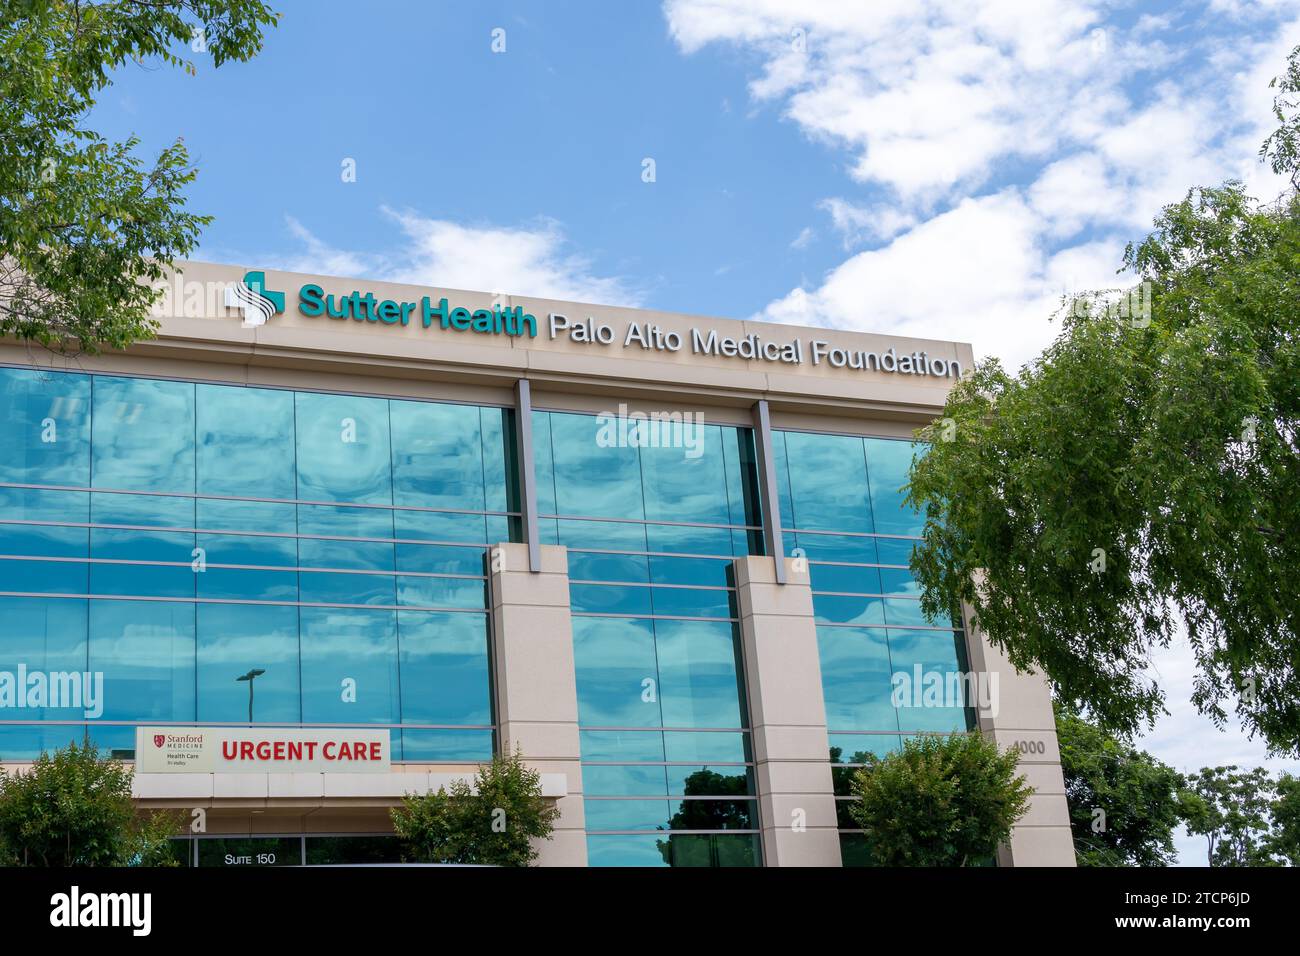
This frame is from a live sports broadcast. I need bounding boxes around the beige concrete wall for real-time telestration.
[3,258,970,426]
[963,608,1077,867]
[489,542,587,866]
[733,556,841,866]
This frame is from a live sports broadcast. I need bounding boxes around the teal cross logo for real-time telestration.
[225,271,285,327]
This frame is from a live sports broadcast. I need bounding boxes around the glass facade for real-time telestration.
[772,429,974,866]
[0,362,974,868]
[533,410,763,867]
[0,366,513,762]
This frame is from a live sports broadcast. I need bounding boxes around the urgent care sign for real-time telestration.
[135,727,391,773]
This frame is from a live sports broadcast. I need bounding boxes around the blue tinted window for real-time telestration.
[817,626,899,733]
[197,603,300,723]
[864,438,922,536]
[782,431,872,533]
[809,563,883,594]
[580,730,665,762]
[196,384,295,499]
[294,392,391,504]
[396,575,484,609]
[196,498,294,534]
[639,426,731,525]
[654,620,743,728]
[397,611,491,725]
[0,556,87,594]
[0,367,91,486]
[394,509,487,544]
[0,597,88,722]
[584,764,669,796]
[0,486,88,523]
[572,616,659,727]
[814,593,886,626]
[887,629,972,733]
[0,369,502,759]
[878,567,922,596]
[874,537,917,566]
[395,542,486,576]
[89,600,195,723]
[649,586,733,619]
[792,531,878,565]
[585,798,671,831]
[586,835,672,867]
[480,407,513,514]
[299,607,399,723]
[568,551,650,583]
[92,377,195,493]
[644,522,732,557]
[663,731,747,763]
[546,412,645,520]
[570,583,653,616]
[390,400,486,511]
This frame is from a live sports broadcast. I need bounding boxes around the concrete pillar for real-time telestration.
[963,607,1077,866]
[490,542,586,866]
[733,555,842,866]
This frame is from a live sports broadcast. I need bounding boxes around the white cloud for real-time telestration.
[818,197,916,247]
[762,191,1125,370]
[789,225,814,249]
[666,0,1300,371]
[273,210,643,307]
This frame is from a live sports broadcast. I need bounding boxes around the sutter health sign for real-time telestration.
[135,727,390,773]
[206,273,965,380]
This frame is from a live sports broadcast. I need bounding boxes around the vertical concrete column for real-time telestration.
[733,555,842,866]
[963,607,1077,866]
[490,542,586,866]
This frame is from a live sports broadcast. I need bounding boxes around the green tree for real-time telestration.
[1183,766,1279,866]
[0,741,180,866]
[905,45,1300,754]
[1056,705,1191,866]
[390,748,559,867]
[846,732,1033,866]
[1265,772,1300,866]
[0,0,278,352]
[390,776,479,866]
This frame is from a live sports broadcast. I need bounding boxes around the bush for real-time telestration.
[847,733,1032,866]
[0,741,180,866]
[391,747,559,867]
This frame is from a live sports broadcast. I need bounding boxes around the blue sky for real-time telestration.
[99,0,1300,863]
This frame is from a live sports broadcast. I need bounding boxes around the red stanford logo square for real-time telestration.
[153,734,166,749]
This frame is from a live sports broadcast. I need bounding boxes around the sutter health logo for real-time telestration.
[223,269,539,339]
[224,270,285,328]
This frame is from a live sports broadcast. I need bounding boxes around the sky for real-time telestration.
[96,0,1300,863]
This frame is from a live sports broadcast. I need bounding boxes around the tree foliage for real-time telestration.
[1056,705,1192,866]
[1266,772,1300,866]
[0,0,278,352]
[390,747,559,867]
[846,732,1032,866]
[1182,765,1280,866]
[906,46,1300,754]
[0,741,180,866]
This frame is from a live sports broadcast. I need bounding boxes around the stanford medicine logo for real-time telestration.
[224,270,285,328]
[153,734,165,749]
